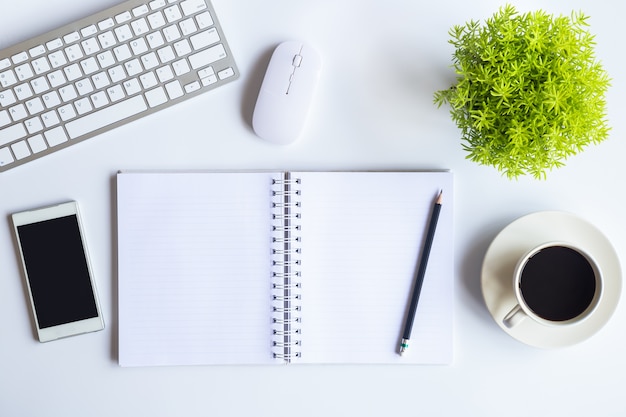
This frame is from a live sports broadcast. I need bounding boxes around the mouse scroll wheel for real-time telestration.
[292,54,303,67]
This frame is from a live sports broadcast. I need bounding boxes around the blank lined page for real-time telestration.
[117,172,275,366]
[295,172,453,364]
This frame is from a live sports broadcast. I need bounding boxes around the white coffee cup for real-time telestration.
[503,242,603,329]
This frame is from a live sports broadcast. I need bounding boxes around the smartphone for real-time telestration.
[11,201,104,342]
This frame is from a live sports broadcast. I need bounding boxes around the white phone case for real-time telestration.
[12,201,104,342]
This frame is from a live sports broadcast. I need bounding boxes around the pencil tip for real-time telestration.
[436,190,443,204]
[399,339,409,356]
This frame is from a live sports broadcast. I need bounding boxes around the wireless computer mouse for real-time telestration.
[252,41,321,144]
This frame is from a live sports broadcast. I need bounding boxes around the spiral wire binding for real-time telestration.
[270,173,303,362]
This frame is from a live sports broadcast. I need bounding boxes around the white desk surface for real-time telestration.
[1,0,625,415]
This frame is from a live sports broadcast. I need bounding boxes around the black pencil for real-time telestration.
[399,190,443,356]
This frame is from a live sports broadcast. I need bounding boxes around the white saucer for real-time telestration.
[481,211,622,348]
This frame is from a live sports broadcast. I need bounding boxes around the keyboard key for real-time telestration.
[184,81,200,94]
[0,69,17,87]
[148,12,166,29]
[12,51,29,65]
[181,0,207,16]
[197,67,213,79]
[63,32,81,44]
[140,72,158,89]
[145,86,167,107]
[218,67,235,80]
[165,80,183,99]
[9,104,28,121]
[81,25,98,37]
[15,64,34,82]
[131,18,150,36]
[172,59,190,76]
[25,97,45,115]
[48,51,68,68]
[164,5,183,22]
[0,59,10,70]
[130,38,149,55]
[81,38,100,55]
[0,147,15,166]
[0,89,16,106]
[46,38,63,51]
[28,135,47,153]
[29,45,47,58]
[157,45,175,63]
[156,65,174,82]
[0,110,10,127]
[107,84,126,102]
[59,85,78,102]
[25,117,44,133]
[75,78,94,96]
[15,83,34,101]
[189,44,226,69]
[123,78,142,96]
[42,91,61,108]
[115,24,134,42]
[30,77,49,94]
[196,11,213,29]
[174,39,192,57]
[91,91,109,108]
[147,31,165,49]
[98,18,115,31]
[112,46,131,64]
[163,25,182,42]
[11,140,31,160]
[108,65,127,83]
[179,18,197,36]
[124,59,142,76]
[65,95,147,138]
[190,28,219,50]
[64,63,82,81]
[98,31,117,49]
[150,0,166,10]
[80,57,99,75]
[132,4,150,17]
[32,57,51,75]
[201,76,217,87]
[44,126,68,147]
[86,75,105,90]
[58,104,77,121]
[42,110,60,127]
[0,123,27,146]
[65,45,84,62]
[141,52,159,70]
[97,50,116,68]
[74,97,93,115]
[47,70,66,87]
[115,11,132,24]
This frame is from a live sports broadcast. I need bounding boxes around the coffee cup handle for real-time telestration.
[503,304,527,328]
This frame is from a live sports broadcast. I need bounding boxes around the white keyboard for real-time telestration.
[0,0,239,172]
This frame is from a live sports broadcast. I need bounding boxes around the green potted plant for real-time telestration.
[434,5,611,179]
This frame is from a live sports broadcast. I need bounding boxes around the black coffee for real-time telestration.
[519,246,596,322]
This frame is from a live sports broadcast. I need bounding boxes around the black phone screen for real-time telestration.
[17,215,98,329]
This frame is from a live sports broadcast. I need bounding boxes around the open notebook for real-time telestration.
[117,171,453,366]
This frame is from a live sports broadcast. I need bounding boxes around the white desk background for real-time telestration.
[1,0,624,415]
